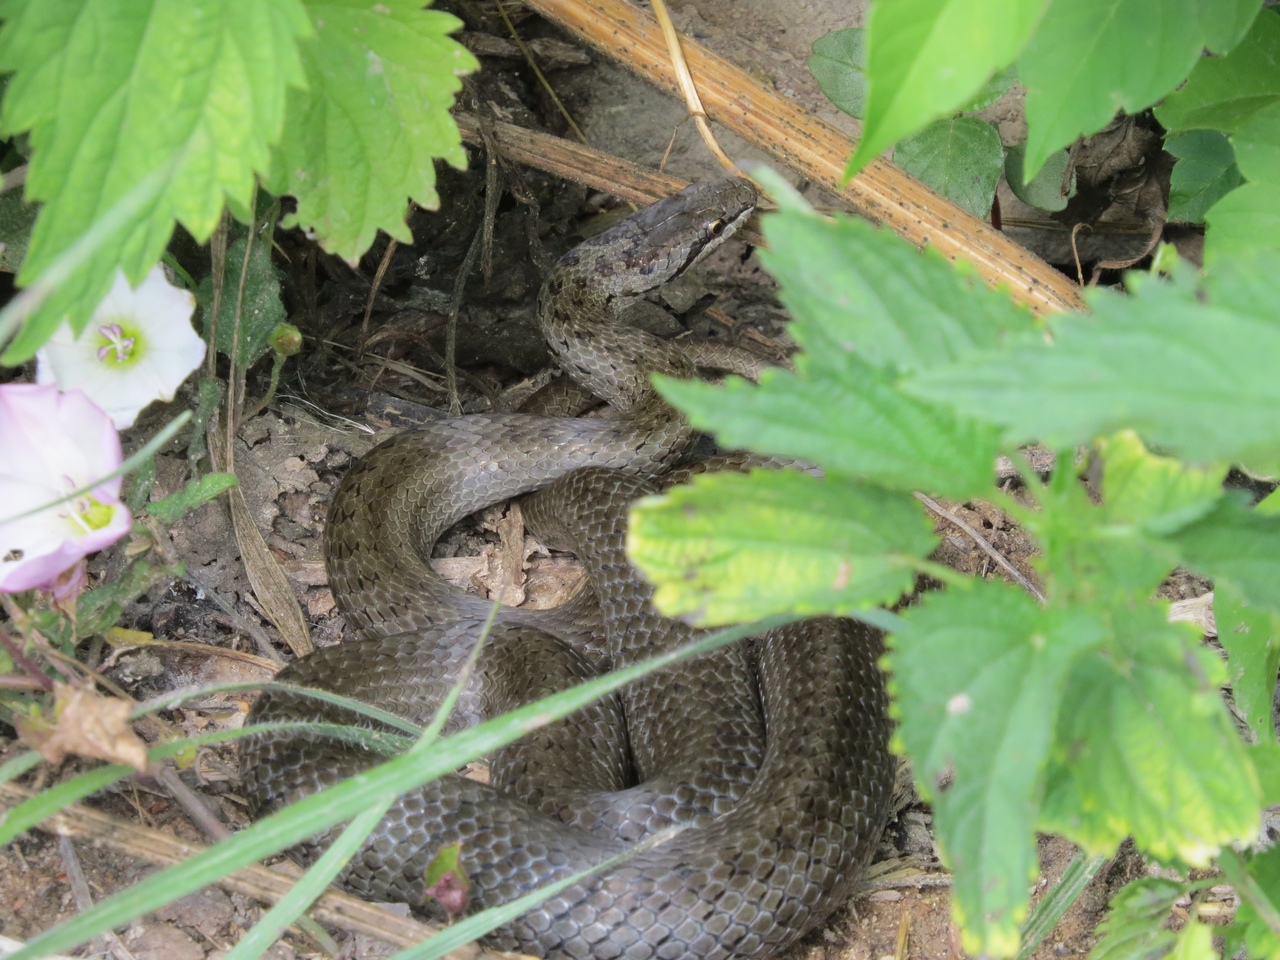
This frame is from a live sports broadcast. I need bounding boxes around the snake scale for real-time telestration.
[240,179,895,959]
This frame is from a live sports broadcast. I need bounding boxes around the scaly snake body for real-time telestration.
[241,180,894,959]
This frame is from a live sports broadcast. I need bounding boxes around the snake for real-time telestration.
[240,179,895,960]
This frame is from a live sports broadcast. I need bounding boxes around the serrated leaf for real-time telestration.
[0,188,36,272]
[1019,0,1265,176]
[1173,495,1280,614]
[1213,581,1280,740]
[147,473,238,526]
[1096,432,1226,536]
[1004,144,1074,212]
[656,357,1003,500]
[1165,130,1243,223]
[757,199,1037,374]
[907,264,1280,467]
[1204,180,1280,267]
[1091,878,1183,960]
[628,470,935,625]
[266,0,478,262]
[1155,8,1280,135]
[0,0,310,362]
[1040,606,1260,865]
[196,235,286,370]
[889,583,1103,957]
[809,28,866,119]
[893,117,1003,218]
[849,0,1048,174]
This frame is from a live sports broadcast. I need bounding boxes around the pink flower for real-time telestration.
[0,384,132,593]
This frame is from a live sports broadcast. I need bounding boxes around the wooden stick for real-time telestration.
[517,0,1085,317]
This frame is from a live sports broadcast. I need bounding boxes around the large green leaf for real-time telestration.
[1019,0,1264,176]
[755,187,1037,374]
[1204,181,1280,267]
[1233,100,1280,185]
[1165,130,1243,224]
[0,0,310,362]
[849,0,1048,173]
[266,0,478,262]
[907,263,1280,467]
[1039,606,1260,865]
[893,117,1003,219]
[1214,581,1280,741]
[1155,8,1280,135]
[628,470,935,625]
[1172,495,1280,614]
[889,583,1103,957]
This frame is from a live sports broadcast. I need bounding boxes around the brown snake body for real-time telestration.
[241,180,894,959]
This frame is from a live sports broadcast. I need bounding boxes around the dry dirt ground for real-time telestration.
[0,0,1211,957]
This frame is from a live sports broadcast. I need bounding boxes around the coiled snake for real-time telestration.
[240,179,894,959]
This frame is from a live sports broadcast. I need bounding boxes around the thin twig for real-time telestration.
[649,0,737,171]
[913,492,1047,604]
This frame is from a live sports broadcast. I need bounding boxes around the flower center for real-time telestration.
[95,322,137,364]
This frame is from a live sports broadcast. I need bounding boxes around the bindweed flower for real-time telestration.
[0,384,131,593]
[36,266,206,429]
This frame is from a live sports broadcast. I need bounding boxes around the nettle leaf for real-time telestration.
[1203,180,1280,267]
[907,262,1280,467]
[889,583,1104,957]
[1232,100,1280,184]
[1214,581,1280,740]
[1095,432,1225,536]
[1165,131,1243,224]
[756,191,1037,374]
[627,470,935,625]
[808,28,866,119]
[1155,8,1280,135]
[1004,144,1074,212]
[893,117,1003,219]
[196,235,286,370]
[1019,0,1265,176]
[267,0,478,262]
[1040,606,1260,865]
[1091,878,1184,960]
[1172,495,1280,614]
[656,358,1002,501]
[0,0,310,362]
[849,0,1048,173]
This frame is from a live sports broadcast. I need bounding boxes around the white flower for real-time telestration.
[36,266,206,429]
[0,384,132,593]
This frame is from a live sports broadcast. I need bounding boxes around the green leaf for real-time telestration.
[1214,581,1280,740]
[809,28,866,119]
[907,264,1280,467]
[1095,431,1225,536]
[1233,100,1280,184]
[893,117,1003,218]
[628,470,935,625]
[756,196,1037,374]
[656,359,1003,501]
[1019,0,1265,176]
[1173,495,1280,614]
[146,473,238,526]
[848,0,1048,174]
[1204,180,1280,267]
[266,0,478,262]
[1091,878,1183,960]
[1165,131,1243,223]
[888,583,1103,957]
[0,0,310,362]
[1040,607,1260,865]
[0,188,37,272]
[1155,8,1280,134]
[962,64,1016,112]
[1004,144,1074,212]
[1233,846,1280,959]
[196,234,287,370]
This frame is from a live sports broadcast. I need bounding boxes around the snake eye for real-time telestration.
[708,218,725,237]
